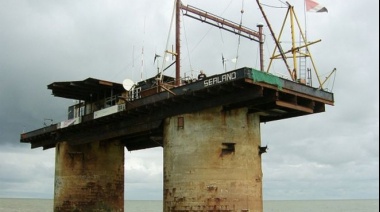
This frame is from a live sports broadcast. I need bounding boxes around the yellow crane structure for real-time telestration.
[257,0,336,90]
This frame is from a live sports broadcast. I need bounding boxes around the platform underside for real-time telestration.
[20,67,334,150]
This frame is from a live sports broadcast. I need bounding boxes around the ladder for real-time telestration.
[298,35,307,84]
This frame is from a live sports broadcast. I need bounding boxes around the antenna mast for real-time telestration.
[175,0,181,86]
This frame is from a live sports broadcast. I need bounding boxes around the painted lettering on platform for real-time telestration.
[204,72,237,87]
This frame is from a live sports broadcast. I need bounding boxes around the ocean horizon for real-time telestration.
[0,198,378,212]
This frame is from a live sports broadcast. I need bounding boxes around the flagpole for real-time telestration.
[303,0,308,84]
[304,0,308,46]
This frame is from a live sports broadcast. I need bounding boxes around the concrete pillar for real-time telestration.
[54,140,124,212]
[164,107,263,212]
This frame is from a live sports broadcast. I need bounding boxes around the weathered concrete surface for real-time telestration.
[54,140,124,212]
[164,106,263,212]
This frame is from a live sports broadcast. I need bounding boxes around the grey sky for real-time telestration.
[0,0,378,200]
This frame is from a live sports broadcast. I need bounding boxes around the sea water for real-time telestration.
[0,199,378,212]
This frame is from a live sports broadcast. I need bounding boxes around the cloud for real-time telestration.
[0,146,55,198]
[0,0,378,201]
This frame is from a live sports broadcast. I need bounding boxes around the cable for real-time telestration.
[331,69,337,92]
[181,11,193,73]
[234,0,245,69]
[159,0,177,81]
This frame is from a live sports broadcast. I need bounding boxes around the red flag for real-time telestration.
[305,0,328,12]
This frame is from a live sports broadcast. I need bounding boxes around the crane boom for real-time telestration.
[180,3,261,42]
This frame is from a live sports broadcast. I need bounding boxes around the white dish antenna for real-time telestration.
[122,78,135,91]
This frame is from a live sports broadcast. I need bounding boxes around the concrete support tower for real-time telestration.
[164,107,263,211]
[54,140,124,211]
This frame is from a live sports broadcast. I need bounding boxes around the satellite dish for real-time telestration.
[122,79,134,91]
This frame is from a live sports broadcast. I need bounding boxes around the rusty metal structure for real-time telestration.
[21,69,333,150]
[20,1,334,211]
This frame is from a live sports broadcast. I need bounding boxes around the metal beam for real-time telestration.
[180,3,261,42]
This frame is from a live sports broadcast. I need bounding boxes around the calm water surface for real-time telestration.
[0,199,378,212]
